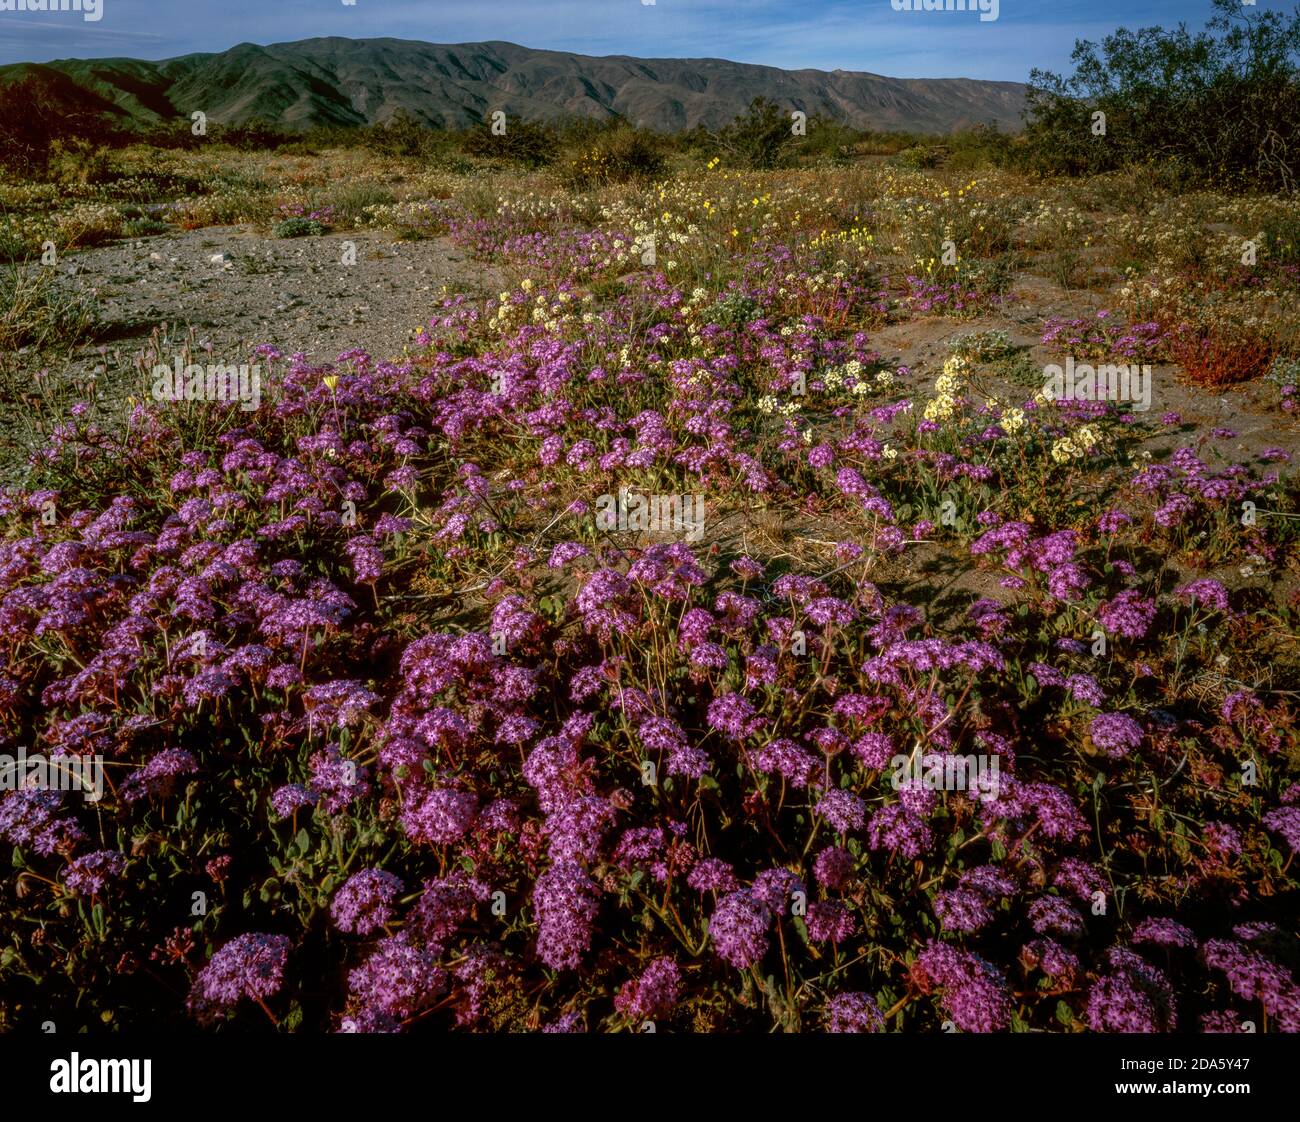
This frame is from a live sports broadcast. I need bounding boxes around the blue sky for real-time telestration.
[0,0,1261,80]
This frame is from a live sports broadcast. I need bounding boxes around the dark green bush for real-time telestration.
[460,117,558,168]
[0,73,110,172]
[563,127,666,186]
[712,97,800,169]
[1019,0,1300,192]
[894,145,945,170]
[362,110,452,160]
[273,217,326,238]
[211,120,303,151]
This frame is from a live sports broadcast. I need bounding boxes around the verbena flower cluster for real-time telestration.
[1,175,1297,1034]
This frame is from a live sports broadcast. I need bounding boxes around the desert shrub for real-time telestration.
[960,252,1017,297]
[170,188,276,229]
[1167,316,1278,387]
[0,74,109,174]
[210,121,303,151]
[273,217,327,238]
[304,125,371,150]
[460,118,558,168]
[362,111,452,161]
[134,120,209,152]
[791,117,863,166]
[949,196,1019,259]
[712,97,801,170]
[553,115,630,149]
[562,128,666,186]
[324,181,398,226]
[121,216,173,238]
[1058,168,1168,217]
[855,130,920,157]
[101,166,210,202]
[1020,0,1300,192]
[945,124,1016,171]
[948,329,1018,362]
[46,140,119,187]
[435,153,476,175]
[894,145,945,171]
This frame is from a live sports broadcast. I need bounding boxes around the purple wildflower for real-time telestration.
[332,869,405,935]
[614,957,682,1021]
[1089,712,1144,758]
[826,992,884,1033]
[709,890,771,969]
[193,933,291,1010]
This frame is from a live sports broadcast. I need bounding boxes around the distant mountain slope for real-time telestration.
[0,38,1027,134]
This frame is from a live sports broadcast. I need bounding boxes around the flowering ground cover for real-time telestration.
[1,151,1298,1034]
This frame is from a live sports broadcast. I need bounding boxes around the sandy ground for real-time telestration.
[1,222,1295,481]
[1,227,504,475]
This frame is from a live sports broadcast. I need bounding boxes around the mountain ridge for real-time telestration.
[0,37,1028,134]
